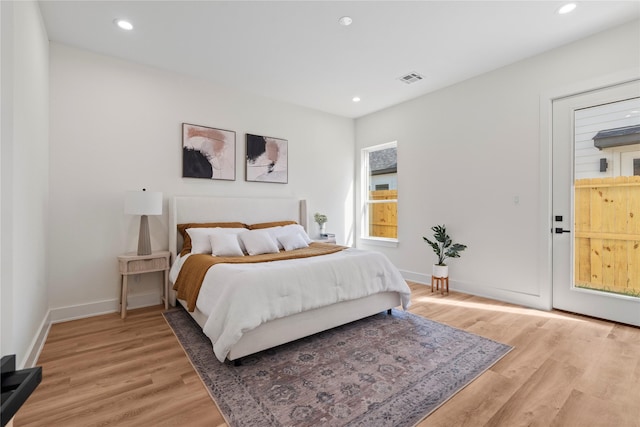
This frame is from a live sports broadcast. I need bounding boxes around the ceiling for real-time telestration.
[38,1,640,118]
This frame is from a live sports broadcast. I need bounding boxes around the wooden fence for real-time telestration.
[574,176,640,296]
[370,190,398,238]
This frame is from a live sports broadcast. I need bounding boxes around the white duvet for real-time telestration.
[170,247,411,362]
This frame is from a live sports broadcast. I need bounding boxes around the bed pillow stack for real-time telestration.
[180,221,314,256]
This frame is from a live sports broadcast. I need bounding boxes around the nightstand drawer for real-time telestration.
[119,256,168,274]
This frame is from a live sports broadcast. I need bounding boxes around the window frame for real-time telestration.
[360,141,398,245]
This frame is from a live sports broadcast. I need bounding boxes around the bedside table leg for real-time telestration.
[163,269,169,310]
[121,275,128,319]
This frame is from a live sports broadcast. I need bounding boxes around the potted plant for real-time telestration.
[423,224,467,278]
[314,212,328,236]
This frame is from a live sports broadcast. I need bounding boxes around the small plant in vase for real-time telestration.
[314,213,328,237]
[423,224,467,278]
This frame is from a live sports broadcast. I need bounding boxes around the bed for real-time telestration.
[168,196,411,363]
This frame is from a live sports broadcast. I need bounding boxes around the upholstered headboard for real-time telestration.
[168,196,307,261]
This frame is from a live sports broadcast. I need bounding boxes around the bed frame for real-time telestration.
[168,196,403,362]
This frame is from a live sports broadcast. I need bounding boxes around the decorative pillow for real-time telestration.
[278,232,309,251]
[248,220,297,230]
[209,232,244,257]
[186,227,248,255]
[255,226,286,250]
[178,222,247,255]
[280,224,313,244]
[239,230,280,256]
[185,228,217,254]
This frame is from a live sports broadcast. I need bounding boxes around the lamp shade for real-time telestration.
[124,190,163,216]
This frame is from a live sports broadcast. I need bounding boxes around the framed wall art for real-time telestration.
[182,123,235,180]
[246,133,288,184]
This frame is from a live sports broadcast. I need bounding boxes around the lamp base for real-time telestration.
[137,215,152,256]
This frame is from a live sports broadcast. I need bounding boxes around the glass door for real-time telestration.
[552,81,640,326]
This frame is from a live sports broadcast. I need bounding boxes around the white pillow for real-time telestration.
[278,232,309,251]
[261,226,286,249]
[209,233,244,257]
[239,230,280,256]
[280,224,312,244]
[186,227,247,254]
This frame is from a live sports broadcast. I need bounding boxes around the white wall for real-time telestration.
[48,43,354,320]
[0,1,50,368]
[355,20,640,310]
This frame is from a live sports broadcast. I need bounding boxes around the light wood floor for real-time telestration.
[15,282,640,427]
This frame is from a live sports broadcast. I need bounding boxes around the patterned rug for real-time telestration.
[163,307,512,427]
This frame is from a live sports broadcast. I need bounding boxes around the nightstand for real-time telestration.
[315,233,336,244]
[118,251,170,319]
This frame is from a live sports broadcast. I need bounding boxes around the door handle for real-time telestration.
[555,228,571,234]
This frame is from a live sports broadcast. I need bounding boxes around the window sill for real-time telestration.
[359,237,399,248]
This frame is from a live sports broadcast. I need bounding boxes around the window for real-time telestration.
[361,142,398,241]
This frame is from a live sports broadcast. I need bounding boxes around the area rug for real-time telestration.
[163,307,512,427]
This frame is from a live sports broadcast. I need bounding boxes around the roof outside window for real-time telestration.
[593,124,640,150]
[369,148,397,175]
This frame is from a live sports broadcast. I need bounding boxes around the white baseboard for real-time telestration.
[399,269,549,311]
[50,292,162,324]
[20,310,51,369]
[400,269,430,285]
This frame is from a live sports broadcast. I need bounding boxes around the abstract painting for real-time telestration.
[182,123,235,180]
[245,134,288,183]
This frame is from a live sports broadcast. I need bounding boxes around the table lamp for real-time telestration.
[125,189,163,255]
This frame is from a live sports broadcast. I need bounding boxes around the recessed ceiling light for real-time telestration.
[114,19,133,30]
[339,16,353,26]
[557,3,577,15]
[352,96,361,103]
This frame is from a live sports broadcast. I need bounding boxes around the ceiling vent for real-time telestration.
[398,72,424,84]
